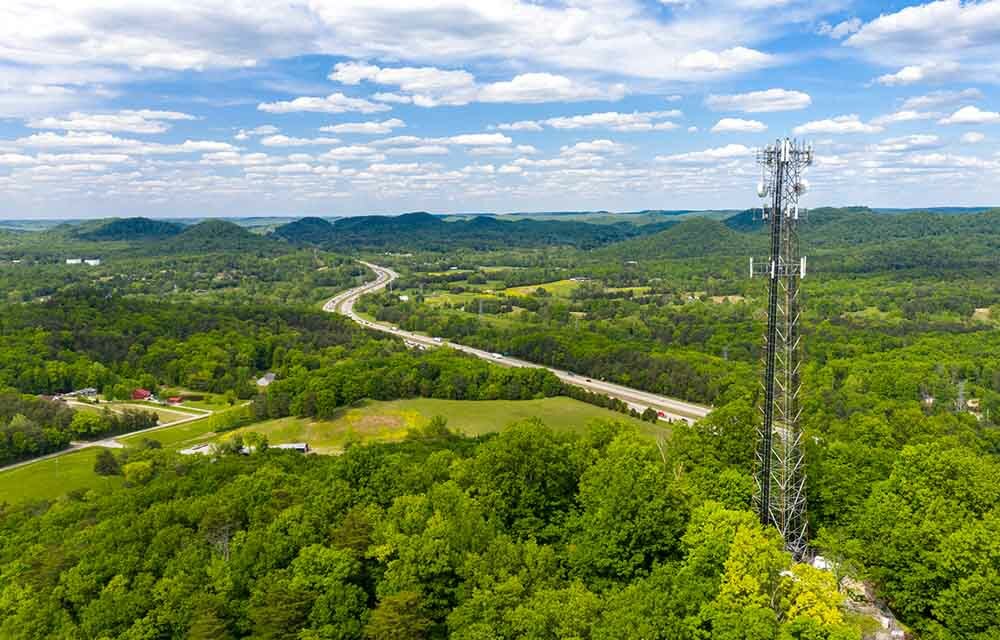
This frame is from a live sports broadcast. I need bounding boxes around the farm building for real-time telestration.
[256,372,276,387]
[273,443,310,453]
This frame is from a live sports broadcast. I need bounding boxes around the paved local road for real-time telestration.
[325,262,712,424]
[0,404,212,473]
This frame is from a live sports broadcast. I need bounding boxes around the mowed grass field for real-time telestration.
[208,396,664,454]
[0,448,124,504]
[1,396,665,505]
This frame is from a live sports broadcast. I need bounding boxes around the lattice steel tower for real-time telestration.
[750,138,812,559]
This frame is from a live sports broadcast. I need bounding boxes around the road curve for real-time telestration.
[325,261,712,424]
[0,405,213,473]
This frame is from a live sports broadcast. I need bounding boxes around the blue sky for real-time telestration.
[1,0,999,218]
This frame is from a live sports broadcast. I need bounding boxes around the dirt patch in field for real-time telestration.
[347,413,408,433]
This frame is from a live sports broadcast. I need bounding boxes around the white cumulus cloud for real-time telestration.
[706,89,811,113]
[711,118,767,133]
[793,114,882,135]
[26,109,195,134]
[259,135,341,147]
[939,105,1000,125]
[320,118,405,135]
[655,144,751,163]
[258,93,391,114]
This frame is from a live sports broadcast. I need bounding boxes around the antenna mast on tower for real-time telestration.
[751,138,812,559]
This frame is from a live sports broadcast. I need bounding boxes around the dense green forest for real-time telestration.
[0,208,998,638]
[1,419,873,639]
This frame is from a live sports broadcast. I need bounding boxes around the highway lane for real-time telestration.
[325,262,712,424]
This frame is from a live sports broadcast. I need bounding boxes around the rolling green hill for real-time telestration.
[600,217,747,260]
[79,217,185,241]
[163,219,282,253]
[271,216,336,244]
[273,212,650,251]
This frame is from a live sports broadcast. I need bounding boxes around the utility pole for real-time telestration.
[750,138,812,559]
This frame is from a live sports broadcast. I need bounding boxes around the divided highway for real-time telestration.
[325,262,712,424]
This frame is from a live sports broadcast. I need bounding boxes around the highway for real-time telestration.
[325,262,712,424]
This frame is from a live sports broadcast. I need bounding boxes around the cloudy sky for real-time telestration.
[1,0,999,218]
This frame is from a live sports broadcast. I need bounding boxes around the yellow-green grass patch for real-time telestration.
[505,279,581,297]
[972,307,994,323]
[607,286,652,295]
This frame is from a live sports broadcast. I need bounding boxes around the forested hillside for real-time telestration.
[272,212,657,251]
[78,217,185,241]
[0,418,870,639]
[0,206,997,638]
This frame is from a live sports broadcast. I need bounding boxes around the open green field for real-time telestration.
[209,396,664,453]
[70,400,202,424]
[1,396,662,505]
[505,279,581,297]
[424,290,498,306]
[0,448,124,504]
[120,414,216,447]
[156,390,233,412]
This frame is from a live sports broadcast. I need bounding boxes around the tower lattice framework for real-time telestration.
[751,138,812,559]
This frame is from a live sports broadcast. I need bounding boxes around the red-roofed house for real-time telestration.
[132,388,152,401]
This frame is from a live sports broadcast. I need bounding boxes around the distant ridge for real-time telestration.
[79,217,184,241]
[272,216,335,245]
[273,212,644,250]
[164,219,278,253]
[599,217,747,260]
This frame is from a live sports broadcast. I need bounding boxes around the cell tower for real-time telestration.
[750,138,812,559]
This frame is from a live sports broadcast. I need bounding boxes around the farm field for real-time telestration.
[0,397,657,504]
[505,278,581,297]
[168,396,663,454]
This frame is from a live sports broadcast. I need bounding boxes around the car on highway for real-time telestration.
[492,352,503,359]
[433,337,443,343]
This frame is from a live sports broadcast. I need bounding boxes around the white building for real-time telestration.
[66,258,82,265]
[84,258,101,266]
[179,443,213,456]
[273,443,310,453]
